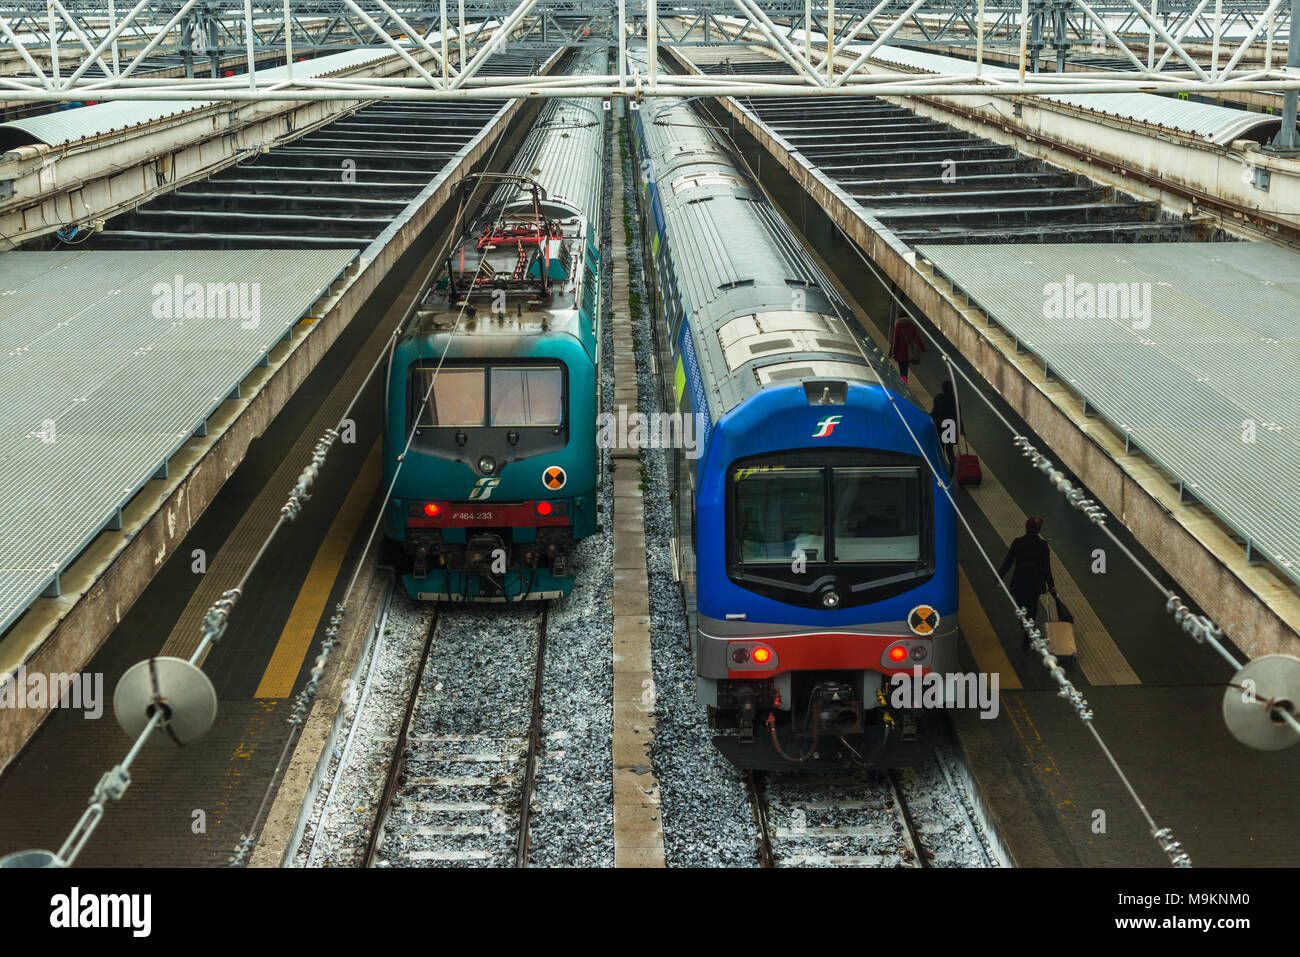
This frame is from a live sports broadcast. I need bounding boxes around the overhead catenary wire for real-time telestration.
[708,94,1197,866]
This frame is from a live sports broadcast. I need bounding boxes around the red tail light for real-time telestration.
[888,646,908,662]
[424,502,441,517]
[752,647,772,664]
[536,501,553,516]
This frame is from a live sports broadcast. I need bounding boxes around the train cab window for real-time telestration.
[735,467,824,563]
[490,367,563,426]
[425,368,486,426]
[832,467,921,562]
[726,451,933,609]
[413,363,564,429]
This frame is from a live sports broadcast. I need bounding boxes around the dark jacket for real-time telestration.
[930,391,959,440]
[999,533,1055,600]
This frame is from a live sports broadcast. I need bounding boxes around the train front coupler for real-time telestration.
[805,680,865,737]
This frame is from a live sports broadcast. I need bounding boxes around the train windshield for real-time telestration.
[414,364,563,428]
[734,465,920,564]
[736,467,824,563]
[727,450,932,608]
[832,468,921,562]
[490,367,563,426]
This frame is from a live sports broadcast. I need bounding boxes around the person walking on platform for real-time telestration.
[930,379,960,474]
[998,516,1057,650]
[889,314,925,382]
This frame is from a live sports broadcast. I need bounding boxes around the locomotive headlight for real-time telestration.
[478,455,497,475]
[910,645,928,662]
[730,647,750,664]
[822,590,840,608]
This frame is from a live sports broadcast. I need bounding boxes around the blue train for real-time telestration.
[383,61,605,602]
[629,67,959,769]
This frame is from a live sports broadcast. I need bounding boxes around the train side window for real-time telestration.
[420,367,485,426]
[490,366,563,426]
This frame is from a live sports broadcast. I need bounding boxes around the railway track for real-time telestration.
[748,751,992,868]
[363,603,550,868]
[749,770,926,868]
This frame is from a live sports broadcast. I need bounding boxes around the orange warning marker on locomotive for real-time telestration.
[908,604,940,636]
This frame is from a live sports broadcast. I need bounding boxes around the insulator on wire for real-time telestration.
[113,657,218,747]
[1223,654,1300,751]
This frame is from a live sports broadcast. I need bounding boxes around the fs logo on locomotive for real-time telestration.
[812,415,843,438]
[467,477,501,501]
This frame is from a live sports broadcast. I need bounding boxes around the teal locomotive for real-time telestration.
[383,79,604,602]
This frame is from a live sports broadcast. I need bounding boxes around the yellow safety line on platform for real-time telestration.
[254,439,380,699]
[1003,694,1087,850]
[959,568,1022,691]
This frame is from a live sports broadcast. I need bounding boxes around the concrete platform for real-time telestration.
[954,684,1300,867]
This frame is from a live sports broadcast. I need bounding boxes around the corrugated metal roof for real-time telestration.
[868,44,1281,145]
[0,47,396,148]
[0,247,358,634]
[917,240,1300,584]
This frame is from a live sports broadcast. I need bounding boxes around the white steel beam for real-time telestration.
[731,0,825,85]
[648,0,656,83]
[1151,0,1216,72]
[6,2,1300,107]
[46,0,117,84]
[369,0,460,77]
[451,0,539,90]
[829,0,895,58]
[117,0,203,81]
[1220,0,1284,73]
[243,0,256,90]
[834,0,934,85]
[284,0,294,80]
[0,14,53,88]
[1071,0,1160,75]
[341,0,441,87]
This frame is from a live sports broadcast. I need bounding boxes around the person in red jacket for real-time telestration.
[889,314,925,382]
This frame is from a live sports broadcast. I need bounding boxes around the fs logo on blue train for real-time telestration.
[908,604,940,636]
[543,465,567,491]
[812,415,842,438]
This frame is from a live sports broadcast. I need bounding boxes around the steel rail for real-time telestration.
[886,769,930,868]
[515,603,550,868]
[363,609,440,868]
[746,771,776,869]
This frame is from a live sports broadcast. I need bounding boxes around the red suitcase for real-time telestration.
[955,453,982,486]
